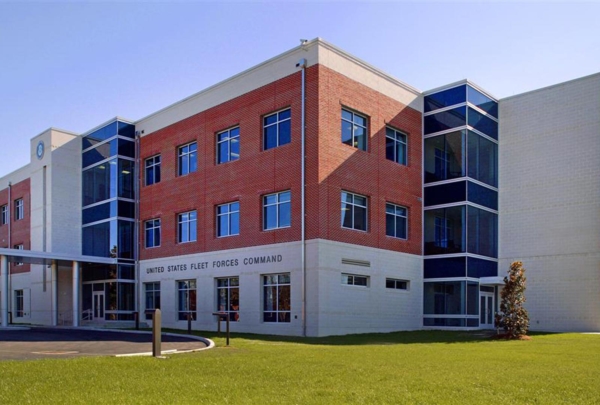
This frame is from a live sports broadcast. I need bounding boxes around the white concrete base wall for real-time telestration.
[140,239,423,337]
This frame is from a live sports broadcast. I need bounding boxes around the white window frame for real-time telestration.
[263,191,291,230]
[177,279,197,321]
[15,199,24,220]
[386,127,407,165]
[341,108,368,151]
[216,127,240,164]
[178,211,197,243]
[144,282,160,320]
[386,278,410,291]
[217,202,240,237]
[145,219,161,248]
[341,191,368,231]
[145,155,161,186]
[385,203,408,240]
[263,108,291,150]
[0,205,7,225]
[341,273,369,287]
[216,277,240,322]
[178,142,197,176]
[263,273,291,323]
[15,289,24,317]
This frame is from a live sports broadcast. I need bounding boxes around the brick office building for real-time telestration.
[1,38,599,335]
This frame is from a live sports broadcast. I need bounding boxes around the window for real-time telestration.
[385,127,407,165]
[263,109,291,150]
[15,199,23,220]
[435,217,452,248]
[386,203,408,239]
[217,127,240,164]
[178,211,197,243]
[144,282,161,320]
[177,280,197,321]
[341,108,367,150]
[15,290,24,317]
[263,273,290,323]
[14,244,23,266]
[435,148,450,180]
[217,277,240,322]
[342,273,369,287]
[341,191,367,231]
[263,191,291,230]
[145,219,161,248]
[145,155,161,186]
[217,202,240,237]
[386,278,409,290]
[1,205,7,225]
[178,142,197,176]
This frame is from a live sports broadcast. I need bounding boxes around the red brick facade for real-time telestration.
[0,179,31,274]
[140,64,422,260]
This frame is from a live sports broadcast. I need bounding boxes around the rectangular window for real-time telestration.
[14,244,23,266]
[263,273,290,323]
[217,202,240,237]
[386,203,408,239]
[178,142,197,176]
[145,219,161,248]
[386,278,409,290]
[15,199,23,220]
[217,127,240,164]
[15,289,24,317]
[178,280,197,321]
[435,217,452,248]
[144,282,161,320]
[342,273,369,287]
[341,191,367,231]
[216,277,240,322]
[263,191,291,230]
[341,108,367,150]
[385,127,407,165]
[145,155,161,186]
[178,211,197,243]
[1,205,7,225]
[263,109,291,150]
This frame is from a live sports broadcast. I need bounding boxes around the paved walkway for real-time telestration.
[0,327,211,361]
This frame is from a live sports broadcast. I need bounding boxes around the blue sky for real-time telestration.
[1,1,599,175]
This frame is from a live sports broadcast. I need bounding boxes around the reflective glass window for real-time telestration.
[341,191,367,231]
[424,85,466,113]
[467,206,498,258]
[385,127,407,165]
[178,211,197,243]
[468,107,498,139]
[263,191,291,230]
[217,277,240,322]
[118,160,134,199]
[217,202,240,237]
[145,282,161,320]
[467,257,498,278]
[467,281,479,315]
[467,131,498,187]
[118,139,135,158]
[82,122,118,149]
[263,273,290,323]
[145,155,161,186]
[82,161,115,206]
[83,139,116,168]
[178,280,197,321]
[81,264,117,282]
[117,121,135,138]
[217,127,240,164]
[178,142,198,176]
[467,181,498,210]
[424,281,466,315]
[341,108,367,151]
[145,219,161,248]
[424,106,466,135]
[424,181,466,207]
[467,86,498,118]
[117,282,135,311]
[1,205,8,225]
[424,206,465,255]
[424,257,466,278]
[263,109,291,150]
[385,203,407,239]
[82,219,134,258]
[424,131,465,183]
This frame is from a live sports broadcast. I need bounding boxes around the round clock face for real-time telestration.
[36,141,44,159]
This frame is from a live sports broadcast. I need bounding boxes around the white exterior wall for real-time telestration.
[499,73,600,331]
[141,239,422,337]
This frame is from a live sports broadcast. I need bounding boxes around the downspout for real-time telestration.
[134,131,141,321]
[297,57,307,336]
[7,182,11,316]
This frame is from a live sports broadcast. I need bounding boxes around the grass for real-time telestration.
[1,330,599,404]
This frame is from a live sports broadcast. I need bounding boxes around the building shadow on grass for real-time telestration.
[165,328,558,346]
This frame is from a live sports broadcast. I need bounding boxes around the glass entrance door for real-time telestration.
[480,292,494,328]
[93,291,105,321]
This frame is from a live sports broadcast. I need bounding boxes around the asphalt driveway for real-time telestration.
[0,327,210,361]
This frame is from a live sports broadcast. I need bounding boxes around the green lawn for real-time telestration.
[1,330,599,404]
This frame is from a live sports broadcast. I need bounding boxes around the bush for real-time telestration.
[495,261,529,338]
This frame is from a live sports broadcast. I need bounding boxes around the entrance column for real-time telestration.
[1,255,8,327]
[51,261,58,326]
[72,261,80,327]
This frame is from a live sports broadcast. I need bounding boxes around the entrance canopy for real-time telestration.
[0,247,117,266]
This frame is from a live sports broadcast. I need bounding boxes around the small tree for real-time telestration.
[495,261,529,339]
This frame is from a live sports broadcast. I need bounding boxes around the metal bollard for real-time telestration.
[152,309,161,357]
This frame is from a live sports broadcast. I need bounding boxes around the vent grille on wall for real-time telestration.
[341,258,371,267]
